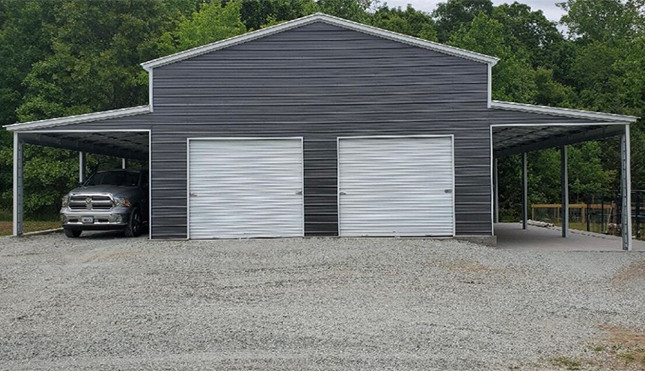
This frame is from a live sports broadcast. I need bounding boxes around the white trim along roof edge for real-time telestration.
[140,12,500,70]
[4,105,151,131]
[490,100,638,123]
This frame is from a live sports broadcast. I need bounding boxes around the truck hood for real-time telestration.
[68,185,139,198]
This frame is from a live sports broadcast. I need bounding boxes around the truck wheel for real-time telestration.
[124,208,142,237]
[64,228,81,238]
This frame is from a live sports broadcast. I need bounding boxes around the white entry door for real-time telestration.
[338,136,454,236]
[188,138,304,239]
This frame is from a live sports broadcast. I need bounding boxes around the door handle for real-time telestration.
[295,190,302,195]
[190,192,198,197]
[339,191,346,195]
[444,189,452,194]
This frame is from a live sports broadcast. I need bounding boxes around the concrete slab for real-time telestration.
[495,222,645,251]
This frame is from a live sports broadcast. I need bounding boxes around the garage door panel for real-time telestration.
[189,138,303,239]
[339,136,454,237]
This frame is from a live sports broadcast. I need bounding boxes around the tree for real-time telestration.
[560,0,644,43]
[2,1,197,216]
[370,5,437,41]
[237,0,316,30]
[432,0,493,42]
[492,2,563,68]
[157,1,247,55]
[315,0,374,22]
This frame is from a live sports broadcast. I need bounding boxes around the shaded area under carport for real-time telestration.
[10,129,150,236]
[495,223,645,251]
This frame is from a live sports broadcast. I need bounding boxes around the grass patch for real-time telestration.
[551,356,581,370]
[540,325,645,370]
[0,220,61,236]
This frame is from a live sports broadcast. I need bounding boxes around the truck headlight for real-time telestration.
[114,197,131,207]
[61,195,70,207]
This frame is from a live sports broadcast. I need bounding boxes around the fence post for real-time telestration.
[636,191,641,239]
[586,200,591,232]
[601,196,605,234]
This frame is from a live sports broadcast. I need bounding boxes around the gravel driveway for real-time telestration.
[0,232,643,370]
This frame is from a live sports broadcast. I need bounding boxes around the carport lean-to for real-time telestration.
[7,106,151,238]
[3,13,639,248]
[490,101,636,250]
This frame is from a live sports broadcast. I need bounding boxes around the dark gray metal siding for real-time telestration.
[156,22,490,238]
[66,22,610,239]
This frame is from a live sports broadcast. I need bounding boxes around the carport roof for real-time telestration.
[3,106,151,160]
[3,105,150,131]
[4,99,638,160]
[490,100,637,157]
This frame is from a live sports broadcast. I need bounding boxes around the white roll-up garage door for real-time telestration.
[338,136,454,237]
[188,138,304,239]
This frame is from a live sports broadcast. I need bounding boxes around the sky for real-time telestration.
[381,0,566,23]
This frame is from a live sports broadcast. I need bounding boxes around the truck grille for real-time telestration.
[69,195,113,210]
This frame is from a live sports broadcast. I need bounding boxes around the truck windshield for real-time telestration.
[85,171,139,187]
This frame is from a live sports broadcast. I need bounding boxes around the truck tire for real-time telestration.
[64,228,81,238]
[124,207,142,237]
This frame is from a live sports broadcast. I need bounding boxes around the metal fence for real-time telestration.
[531,190,645,240]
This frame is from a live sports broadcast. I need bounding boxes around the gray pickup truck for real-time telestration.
[60,169,148,238]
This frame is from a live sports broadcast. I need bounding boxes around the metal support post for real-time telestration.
[561,145,568,237]
[621,125,632,251]
[122,158,126,169]
[494,158,499,223]
[13,133,23,236]
[79,152,87,183]
[522,152,528,230]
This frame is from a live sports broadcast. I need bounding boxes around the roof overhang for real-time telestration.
[140,12,499,71]
[491,100,637,157]
[4,105,151,132]
[491,100,638,123]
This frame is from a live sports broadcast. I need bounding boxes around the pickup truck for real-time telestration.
[60,169,148,238]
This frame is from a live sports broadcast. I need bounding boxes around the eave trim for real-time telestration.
[491,100,638,123]
[141,12,499,70]
[4,105,151,131]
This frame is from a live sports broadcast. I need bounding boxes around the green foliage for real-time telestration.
[370,5,437,41]
[158,1,247,54]
[238,0,316,30]
[433,0,493,42]
[315,0,373,22]
[560,0,644,43]
[491,2,563,68]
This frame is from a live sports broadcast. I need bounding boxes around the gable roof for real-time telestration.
[140,12,499,71]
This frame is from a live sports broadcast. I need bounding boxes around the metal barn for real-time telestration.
[5,14,637,249]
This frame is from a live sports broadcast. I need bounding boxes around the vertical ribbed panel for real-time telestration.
[338,136,454,236]
[188,138,304,239]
